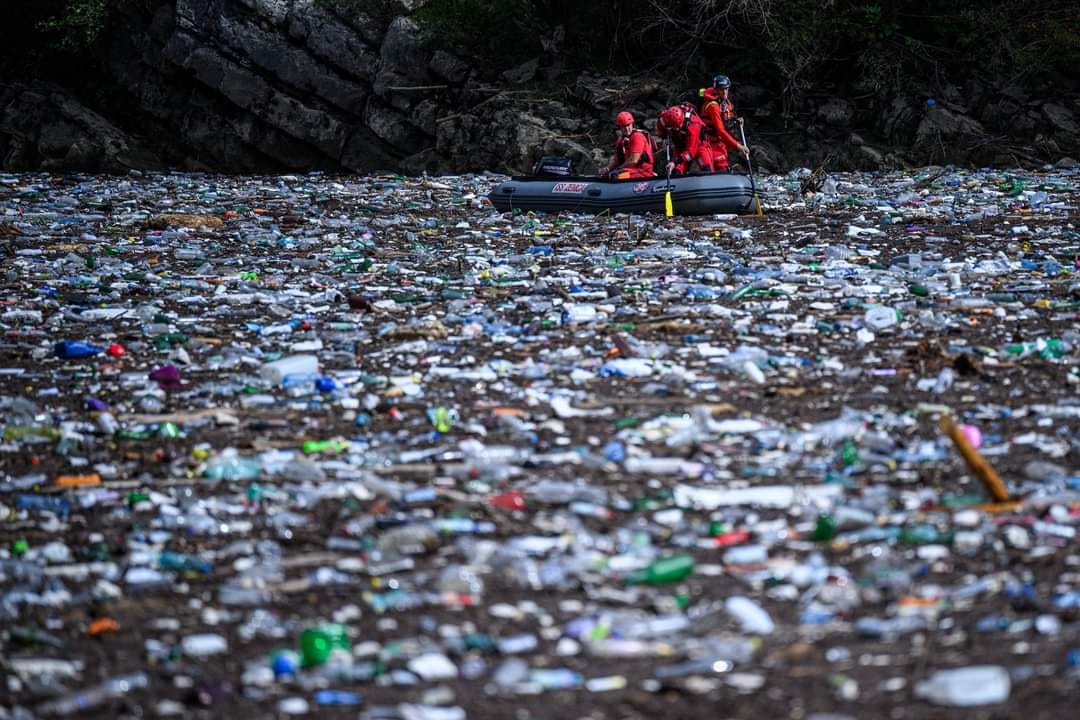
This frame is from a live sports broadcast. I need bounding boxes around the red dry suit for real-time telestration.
[656,102,713,174]
[700,87,743,171]
[611,128,655,179]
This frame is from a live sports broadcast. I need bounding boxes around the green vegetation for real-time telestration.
[1,0,139,77]
[36,0,110,51]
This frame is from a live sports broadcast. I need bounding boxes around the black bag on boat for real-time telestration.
[532,156,574,178]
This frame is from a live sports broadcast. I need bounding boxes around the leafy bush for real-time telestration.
[1,0,125,76]
[37,0,109,51]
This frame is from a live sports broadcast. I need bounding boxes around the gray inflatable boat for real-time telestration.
[488,173,759,216]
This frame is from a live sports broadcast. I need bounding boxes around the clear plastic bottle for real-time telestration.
[377,524,439,557]
[932,367,955,394]
[34,672,149,715]
[259,355,319,384]
[914,665,1010,706]
[725,595,775,635]
[863,305,898,330]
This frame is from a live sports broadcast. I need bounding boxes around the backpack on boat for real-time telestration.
[533,156,574,178]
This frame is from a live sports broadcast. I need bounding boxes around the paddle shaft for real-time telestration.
[738,123,755,177]
[664,144,673,216]
[738,123,762,214]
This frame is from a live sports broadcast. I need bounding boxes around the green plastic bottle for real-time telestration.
[908,283,929,297]
[299,624,351,667]
[840,440,859,467]
[127,491,150,506]
[626,554,695,585]
[812,514,836,542]
[708,520,730,537]
[3,425,60,442]
[158,422,181,439]
[302,439,348,454]
[899,525,953,545]
[1039,339,1065,360]
[427,406,455,433]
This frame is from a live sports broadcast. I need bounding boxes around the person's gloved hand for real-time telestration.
[665,161,676,177]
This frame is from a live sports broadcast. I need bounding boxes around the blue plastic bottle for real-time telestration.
[54,340,104,358]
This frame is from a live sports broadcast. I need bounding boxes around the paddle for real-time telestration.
[738,123,763,216]
[664,144,673,217]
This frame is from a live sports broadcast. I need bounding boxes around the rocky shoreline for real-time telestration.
[3,0,1078,176]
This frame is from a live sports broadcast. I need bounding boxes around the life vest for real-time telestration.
[720,97,737,126]
[616,128,655,167]
[702,93,738,136]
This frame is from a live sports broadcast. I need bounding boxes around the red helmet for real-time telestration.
[660,106,684,130]
[615,111,634,127]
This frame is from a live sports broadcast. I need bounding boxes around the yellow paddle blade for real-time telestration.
[664,191,673,217]
[754,195,764,216]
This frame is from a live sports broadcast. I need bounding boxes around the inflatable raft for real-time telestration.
[488,173,759,216]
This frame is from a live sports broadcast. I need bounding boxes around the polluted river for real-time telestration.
[1,166,1079,719]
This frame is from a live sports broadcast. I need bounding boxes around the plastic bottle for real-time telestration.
[528,479,606,505]
[1003,338,1065,360]
[560,303,598,325]
[655,657,734,679]
[259,355,319,384]
[158,551,212,574]
[53,340,104,359]
[932,367,954,394]
[301,439,348,454]
[16,494,71,517]
[34,672,149,715]
[203,451,262,482]
[218,584,272,606]
[314,690,363,706]
[377,524,439,556]
[530,668,583,689]
[610,613,689,639]
[812,514,836,541]
[914,665,1010,706]
[626,554,694,585]
[95,412,119,435]
[299,624,351,667]
[863,306,898,331]
[725,595,775,635]
[432,518,495,534]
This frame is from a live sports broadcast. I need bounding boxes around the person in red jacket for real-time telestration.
[655,102,713,175]
[700,74,748,172]
[604,111,655,179]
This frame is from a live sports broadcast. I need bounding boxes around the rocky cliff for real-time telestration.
[2,0,1078,175]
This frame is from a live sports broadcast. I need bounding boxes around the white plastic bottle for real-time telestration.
[725,595,775,635]
[863,305,898,330]
[914,665,1010,706]
[259,354,319,384]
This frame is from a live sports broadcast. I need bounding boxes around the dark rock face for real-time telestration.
[108,0,406,172]
[2,0,1078,174]
[0,82,165,172]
